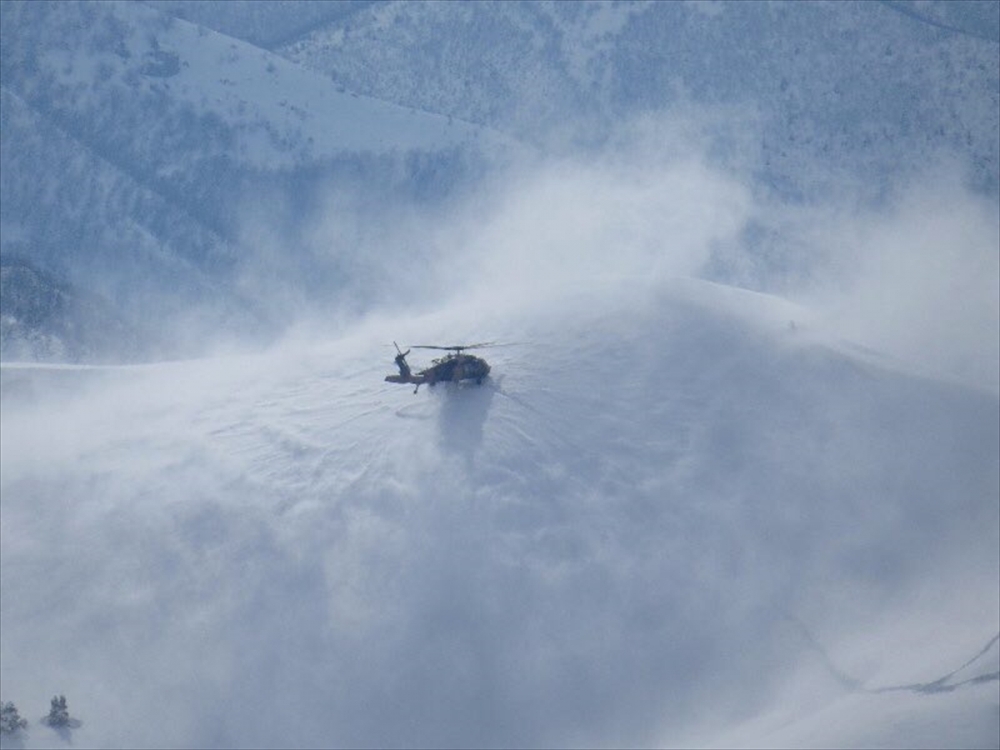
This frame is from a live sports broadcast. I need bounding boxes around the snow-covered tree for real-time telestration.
[0,701,28,735]
[44,695,70,727]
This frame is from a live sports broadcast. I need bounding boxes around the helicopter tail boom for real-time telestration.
[385,374,425,385]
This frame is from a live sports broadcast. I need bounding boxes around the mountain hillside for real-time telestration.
[2,0,996,362]
[0,256,143,362]
[1,275,996,749]
[0,0,507,359]
[276,0,1000,194]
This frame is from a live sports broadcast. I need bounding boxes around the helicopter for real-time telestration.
[385,342,493,393]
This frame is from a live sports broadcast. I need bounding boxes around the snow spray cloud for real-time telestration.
[696,148,1000,396]
[434,123,755,315]
[264,106,762,336]
[281,104,998,401]
[792,160,1000,395]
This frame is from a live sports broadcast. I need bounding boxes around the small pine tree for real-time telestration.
[45,695,70,727]
[0,701,28,734]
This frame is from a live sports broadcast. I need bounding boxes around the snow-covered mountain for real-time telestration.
[1,2,998,748]
[1,273,997,749]
[0,0,510,360]
[3,0,997,363]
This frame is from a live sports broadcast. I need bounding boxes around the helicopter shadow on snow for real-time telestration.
[434,377,496,464]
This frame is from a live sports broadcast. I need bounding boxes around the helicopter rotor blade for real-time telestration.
[412,342,496,351]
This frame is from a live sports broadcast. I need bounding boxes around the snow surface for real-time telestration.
[1,272,997,749]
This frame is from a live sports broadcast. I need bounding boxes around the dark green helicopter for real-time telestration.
[386,342,492,393]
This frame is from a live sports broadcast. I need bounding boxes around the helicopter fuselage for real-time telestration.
[386,348,491,392]
[422,352,490,385]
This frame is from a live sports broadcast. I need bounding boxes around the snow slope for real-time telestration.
[3,0,506,169]
[275,0,1000,194]
[1,275,997,749]
[133,3,508,167]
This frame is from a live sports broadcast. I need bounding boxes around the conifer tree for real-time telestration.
[44,695,70,727]
[0,701,28,735]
